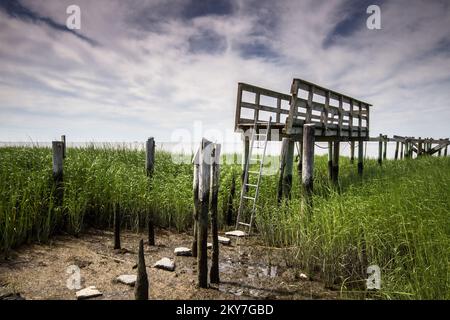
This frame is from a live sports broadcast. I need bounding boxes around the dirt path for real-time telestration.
[0,229,338,300]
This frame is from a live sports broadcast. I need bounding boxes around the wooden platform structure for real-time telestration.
[234,78,449,205]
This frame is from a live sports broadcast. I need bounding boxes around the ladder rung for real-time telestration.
[248,171,259,174]
[243,196,255,200]
[238,222,251,227]
[250,158,260,162]
[245,183,257,187]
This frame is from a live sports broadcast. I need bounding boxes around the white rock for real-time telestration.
[174,247,192,256]
[225,230,246,237]
[116,274,137,286]
[76,286,102,300]
[299,273,308,280]
[218,236,231,245]
[153,257,175,271]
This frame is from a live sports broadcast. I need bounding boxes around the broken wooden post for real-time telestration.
[328,142,333,181]
[191,149,200,257]
[383,135,387,160]
[198,138,212,288]
[358,140,364,176]
[394,141,399,160]
[302,124,315,215]
[134,239,149,300]
[350,141,355,164]
[378,134,383,165]
[210,143,221,284]
[61,135,66,159]
[114,206,121,250]
[332,140,340,184]
[145,138,155,176]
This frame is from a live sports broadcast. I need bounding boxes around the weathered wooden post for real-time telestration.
[191,149,200,257]
[445,145,448,157]
[302,124,315,215]
[418,137,422,157]
[358,140,364,176]
[277,138,288,203]
[145,138,155,176]
[394,141,399,160]
[145,138,156,246]
[383,135,387,160]
[198,138,212,288]
[135,239,149,300]
[61,135,66,159]
[378,134,383,165]
[327,142,333,180]
[52,141,64,208]
[242,135,250,185]
[114,206,121,250]
[400,142,404,159]
[297,141,303,178]
[210,144,221,284]
[350,141,355,164]
[332,140,340,184]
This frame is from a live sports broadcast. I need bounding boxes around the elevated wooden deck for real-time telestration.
[235,79,372,142]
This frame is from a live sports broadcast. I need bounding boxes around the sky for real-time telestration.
[0,0,449,154]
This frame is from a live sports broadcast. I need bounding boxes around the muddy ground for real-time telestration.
[0,229,338,300]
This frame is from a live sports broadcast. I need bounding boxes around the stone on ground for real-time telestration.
[225,230,246,237]
[76,286,102,300]
[153,257,175,271]
[218,236,231,245]
[207,242,212,249]
[116,274,137,286]
[174,247,192,256]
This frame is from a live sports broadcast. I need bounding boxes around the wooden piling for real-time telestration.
[242,135,250,185]
[280,138,295,199]
[327,141,333,181]
[332,141,340,184]
[145,138,155,176]
[394,141,399,160]
[277,138,288,203]
[378,134,383,165]
[297,141,303,178]
[357,140,364,176]
[209,144,221,284]
[400,142,404,159]
[134,239,149,300]
[302,124,315,214]
[350,141,355,164]
[61,135,66,159]
[197,139,212,288]
[52,141,64,207]
[445,145,448,157]
[383,135,387,160]
[114,207,121,250]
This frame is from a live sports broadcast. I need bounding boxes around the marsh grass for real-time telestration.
[0,145,449,299]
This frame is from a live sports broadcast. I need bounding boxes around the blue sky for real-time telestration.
[0,0,449,152]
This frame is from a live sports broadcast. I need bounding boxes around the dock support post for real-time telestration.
[282,138,295,199]
[332,140,340,184]
[297,141,303,179]
[350,141,355,164]
[61,135,66,159]
[134,239,149,300]
[378,134,383,165]
[394,141,399,160]
[383,135,387,160]
[400,142,404,159]
[358,140,364,176]
[445,145,448,157]
[242,135,250,185]
[328,142,333,180]
[302,124,315,216]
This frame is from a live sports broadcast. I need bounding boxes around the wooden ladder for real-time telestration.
[234,117,272,236]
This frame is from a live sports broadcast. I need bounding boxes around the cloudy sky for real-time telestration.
[0,0,449,150]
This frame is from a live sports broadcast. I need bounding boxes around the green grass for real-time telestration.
[0,145,449,299]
